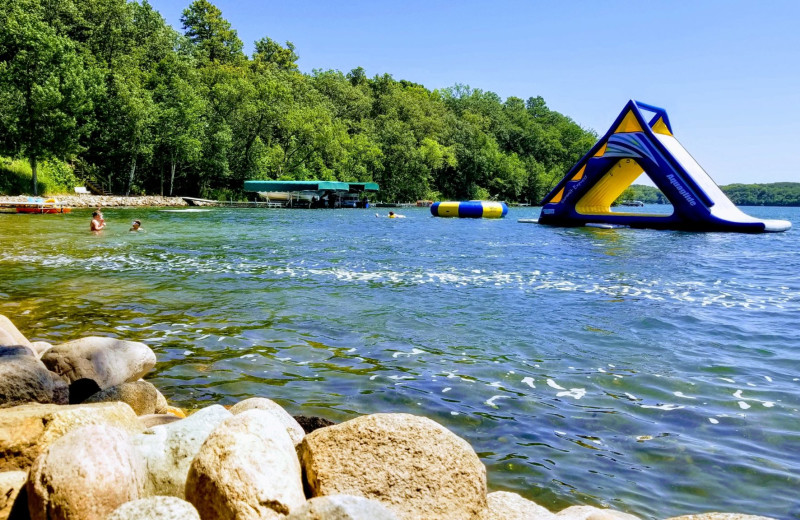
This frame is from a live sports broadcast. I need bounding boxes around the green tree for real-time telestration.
[0,1,97,195]
[181,0,244,65]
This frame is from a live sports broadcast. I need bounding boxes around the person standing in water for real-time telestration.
[90,210,105,231]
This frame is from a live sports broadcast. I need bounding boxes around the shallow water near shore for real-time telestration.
[1,205,799,519]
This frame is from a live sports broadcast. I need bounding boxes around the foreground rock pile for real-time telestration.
[0,315,774,520]
[0,195,187,208]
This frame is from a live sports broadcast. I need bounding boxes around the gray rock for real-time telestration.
[84,380,159,416]
[138,414,183,429]
[0,345,36,358]
[0,471,28,520]
[229,397,305,445]
[27,425,145,520]
[0,316,32,349]
[185,409,305,520]
[132,404,231,498]
[480,491,555,520]
[0,355,69,408]
[286,495,399,520]
[41,336,156,390]
[107,496,200,520]
[297,413,487,520]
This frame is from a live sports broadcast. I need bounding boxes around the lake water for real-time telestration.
[1,205,798,519]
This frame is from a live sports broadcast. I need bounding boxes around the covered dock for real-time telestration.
[243,180,379,208]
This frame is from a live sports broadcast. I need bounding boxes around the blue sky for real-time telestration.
[147,0,799,185]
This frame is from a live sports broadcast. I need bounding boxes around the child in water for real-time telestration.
[129,219,143,232]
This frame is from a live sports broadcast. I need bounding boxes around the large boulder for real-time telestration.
[132,404,232,498]
[84,380,159,415]
[0,316,32,349]
[107,496,200,520]
[0,345,36,358]
[40,336,156,390]
[229,397,305,445]
[185,409,305,520]
[480,491,555,520]
[27,425,145,520]
[0,402,143,472]
[286,495,399,520]
[556,506,640,520]
[0,355,69,408]
[0,471,28,520]
[297,413,487,520]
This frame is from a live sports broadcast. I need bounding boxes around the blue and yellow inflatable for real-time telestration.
[430,201,508,218]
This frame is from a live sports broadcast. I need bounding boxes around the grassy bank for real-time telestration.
[0,158,80,196]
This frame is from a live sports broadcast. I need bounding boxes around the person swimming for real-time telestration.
[90,211,105,231]
[129,219,143,232]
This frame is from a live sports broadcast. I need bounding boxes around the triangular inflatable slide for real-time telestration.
[538,101,791,232]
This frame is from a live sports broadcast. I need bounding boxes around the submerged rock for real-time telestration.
[41,336,156,390]
[186,409,305,520]
[297,412,487,520]
[293,415,335,433]
[556,505,640,520]
[27,425,145,520]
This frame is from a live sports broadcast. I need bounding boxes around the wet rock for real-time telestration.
[230,397,305,445]
[294,415,336,434]
[286,495,399,520]
[41,336,156,390]
[0,345,36,358]
[0,402,143,472]
[186,409,305,520]
[0,316,32,349]
[297,413,487,520]
[84,380,159,415]
[0,471,28,520]
[0,355,69,408]
[138,413,182,428]
[556,505,640,520]
[27,425,145,520]
[132,404,231,498]
[480,491,555,520]
[107,496,200,520]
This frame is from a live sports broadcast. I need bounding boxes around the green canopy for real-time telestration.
[347,182,380,192]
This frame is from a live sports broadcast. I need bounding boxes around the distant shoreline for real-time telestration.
[0,195,188,208]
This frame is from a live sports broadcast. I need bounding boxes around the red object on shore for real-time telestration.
[14,198,72,214]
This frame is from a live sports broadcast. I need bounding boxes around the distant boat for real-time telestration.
[619,200,644,207]
[15,198,72,214]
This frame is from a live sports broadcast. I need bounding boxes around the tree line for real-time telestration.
[621,183,800,207]
[0,0,597,201]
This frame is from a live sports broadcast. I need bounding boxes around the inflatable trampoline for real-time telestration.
[431,201,508,218]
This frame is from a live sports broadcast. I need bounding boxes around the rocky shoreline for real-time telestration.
[0,195,188,208]
[0,315,774,520]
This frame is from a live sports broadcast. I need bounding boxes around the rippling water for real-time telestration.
[1,205,798,519]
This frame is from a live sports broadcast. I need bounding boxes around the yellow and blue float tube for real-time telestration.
[430,200,508,218]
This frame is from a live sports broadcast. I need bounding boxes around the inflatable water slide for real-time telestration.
[538,101,791,233]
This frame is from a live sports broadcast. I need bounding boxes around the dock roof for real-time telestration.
[243,180,379,193]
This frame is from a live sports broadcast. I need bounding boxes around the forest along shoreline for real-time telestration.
[0,315,776,520]
[0,195,188,208]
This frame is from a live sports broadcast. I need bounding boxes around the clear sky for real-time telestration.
[147,0,799,186]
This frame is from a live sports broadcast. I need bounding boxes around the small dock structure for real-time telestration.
[243,180,379,208]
